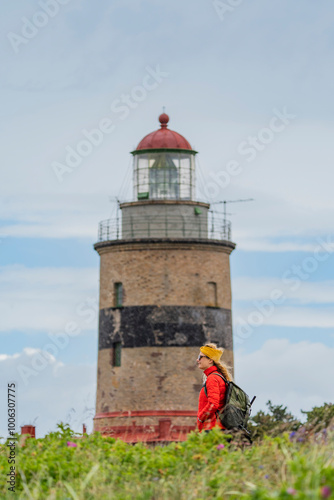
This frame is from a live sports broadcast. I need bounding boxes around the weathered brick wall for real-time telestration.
[96,346,234,421]
[96,240,234,310]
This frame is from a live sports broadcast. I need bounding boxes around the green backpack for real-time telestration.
[204,372,256,435]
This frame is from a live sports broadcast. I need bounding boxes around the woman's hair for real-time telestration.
[204,342,233,382]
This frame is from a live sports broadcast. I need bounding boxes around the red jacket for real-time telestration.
[197,366,227,431]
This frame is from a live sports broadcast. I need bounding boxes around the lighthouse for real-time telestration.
[93,113,236,442]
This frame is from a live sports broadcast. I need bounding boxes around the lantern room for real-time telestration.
[131,113,197,201]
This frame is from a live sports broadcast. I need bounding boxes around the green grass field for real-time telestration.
[0,421,333,499]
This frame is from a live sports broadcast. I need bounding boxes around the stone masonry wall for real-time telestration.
[96,240,234,310]
[96,346,234,420]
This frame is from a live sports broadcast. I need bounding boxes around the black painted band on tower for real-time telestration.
[98,305,233,350]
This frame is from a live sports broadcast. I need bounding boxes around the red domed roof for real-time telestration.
[135,114,193,151]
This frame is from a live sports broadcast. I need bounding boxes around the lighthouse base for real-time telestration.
[93,410,197,443]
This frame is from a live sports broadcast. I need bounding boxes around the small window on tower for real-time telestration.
[114,283,123,307]
[208,282,218,307]
[113,342,122,367]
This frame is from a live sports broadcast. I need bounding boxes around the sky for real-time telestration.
[1,0,334,439]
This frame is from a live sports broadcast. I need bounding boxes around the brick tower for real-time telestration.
[93,113,236,442]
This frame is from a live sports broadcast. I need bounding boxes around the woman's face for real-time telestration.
[196,352,213,371]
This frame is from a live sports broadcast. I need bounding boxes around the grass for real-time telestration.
[0,424,333,499]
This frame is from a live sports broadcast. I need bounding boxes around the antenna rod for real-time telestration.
[116,197,120,239]
[211,198,254,221]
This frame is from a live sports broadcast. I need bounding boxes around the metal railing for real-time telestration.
[97,213,231,242]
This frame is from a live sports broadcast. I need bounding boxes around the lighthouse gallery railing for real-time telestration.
[97,213,232,242]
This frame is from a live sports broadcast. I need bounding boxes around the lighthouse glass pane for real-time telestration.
[179,155,192,199]
[135,155,149,199]
[149,152,179,199]
[190,156,195,199]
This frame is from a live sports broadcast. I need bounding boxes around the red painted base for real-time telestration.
[94,410,197,443]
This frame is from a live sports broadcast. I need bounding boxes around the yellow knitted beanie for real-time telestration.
[200,345,224,363]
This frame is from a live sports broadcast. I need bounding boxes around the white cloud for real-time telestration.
[0,265,98,332]
[227,184,334,252]
[234,239,334,253]
[0,194,114,239]
[234,339,334,420]
[0,348,96,440]
[232,275,334,329]
[233,277,334,304]
[202,120,334,251]
[234,305,334,329]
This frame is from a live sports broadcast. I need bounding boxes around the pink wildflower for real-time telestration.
[321,486,332,499]
[287,488,296,496]
[216,444,225,450]
[67,441,77,447]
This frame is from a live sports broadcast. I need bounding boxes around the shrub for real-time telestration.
[302,403,334,429]
[249,400,301,440]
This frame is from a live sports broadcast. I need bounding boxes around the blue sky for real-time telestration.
[1,0,334,438]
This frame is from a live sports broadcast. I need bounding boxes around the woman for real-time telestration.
[197,343,233,432]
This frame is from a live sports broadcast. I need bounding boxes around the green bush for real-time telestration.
[249,400,301,440]
[302,403,334,429]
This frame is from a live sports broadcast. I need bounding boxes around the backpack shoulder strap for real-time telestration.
[203,371,229,397]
